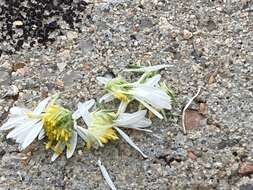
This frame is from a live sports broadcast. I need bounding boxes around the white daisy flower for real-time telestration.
[0,95,78,162]
[74,100,151,158]
[0,97,51,151]
[97,74,172,119]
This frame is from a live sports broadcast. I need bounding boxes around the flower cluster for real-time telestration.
[0,65,174,161]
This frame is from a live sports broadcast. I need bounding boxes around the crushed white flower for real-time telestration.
[0,95,78,162]
[0,97,51,151]
[74,100,151,158]
[97,73,172,119]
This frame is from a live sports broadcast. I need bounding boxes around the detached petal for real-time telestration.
[124,64,172,72]
[114,127,147,158]
[98,159,117,190]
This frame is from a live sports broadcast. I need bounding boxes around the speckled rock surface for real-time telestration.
[0,0,253,189]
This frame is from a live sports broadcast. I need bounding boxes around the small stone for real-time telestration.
[12,62,26,71]
[0,70,10,85]
[66,31,78,41]
[57,62,67,72]
[183,30,193,40]
[184,110,205,130]
[187,150,197,161]
[238,162,253,175]
[13,20,23,27]
[239,184,253,190]
[198,103,208,115]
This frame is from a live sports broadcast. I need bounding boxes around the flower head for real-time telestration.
[97,70,172,119]
[75,100,151,158]
[0,95,78,161]
[42,101,77,160]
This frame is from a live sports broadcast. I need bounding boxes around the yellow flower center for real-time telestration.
[114,91,128,102]
[85,111,118,148]
[42,104,74,151]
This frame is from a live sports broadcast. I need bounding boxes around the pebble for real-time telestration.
[183,30,193,40]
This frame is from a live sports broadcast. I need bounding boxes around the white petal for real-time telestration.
[6,119,38,139]
[20,121,43,150]
[130,128,152,133]
[134,97,163,119]
[144,74,161,86]
[38,128,45,140]
[72,99,95,120]
[98,159,117,190]
[0,116,27,131]
[131,85,171,110]
[99,93,114,103]
[114,127,147,158]
[124,64,172,72]
[97,77,111,85]
[51,143,65,162]
[32,97,51,115]
[9,107,29,116]
[115,110,147,126]
[117,101,128,115]
[125,119,152,129]
[66,131,77,159]
[79,106,92,127]
[76,126,87,140]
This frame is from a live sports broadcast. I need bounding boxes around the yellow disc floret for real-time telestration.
[105,78,131,102]
[85,110,118,148]
[42,103,74,152]
[114,91,128,102]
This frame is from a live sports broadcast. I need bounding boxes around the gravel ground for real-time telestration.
[0,0,253,189]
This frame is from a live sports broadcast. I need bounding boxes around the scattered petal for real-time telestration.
[98,159,117,190]
[124,64,172,72]
[114,127,147,158]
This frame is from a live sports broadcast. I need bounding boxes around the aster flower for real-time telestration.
[74,100,151,158]
[0,97,51,151]
[97,73,172,119]
[0,95,78,161]
[42,99,78,161]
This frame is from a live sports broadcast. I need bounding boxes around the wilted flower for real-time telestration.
[42,98,77,161]
[74,100,151,158]
[97,72,172,119]
[0,95,78,161]
[0,97,51,151]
